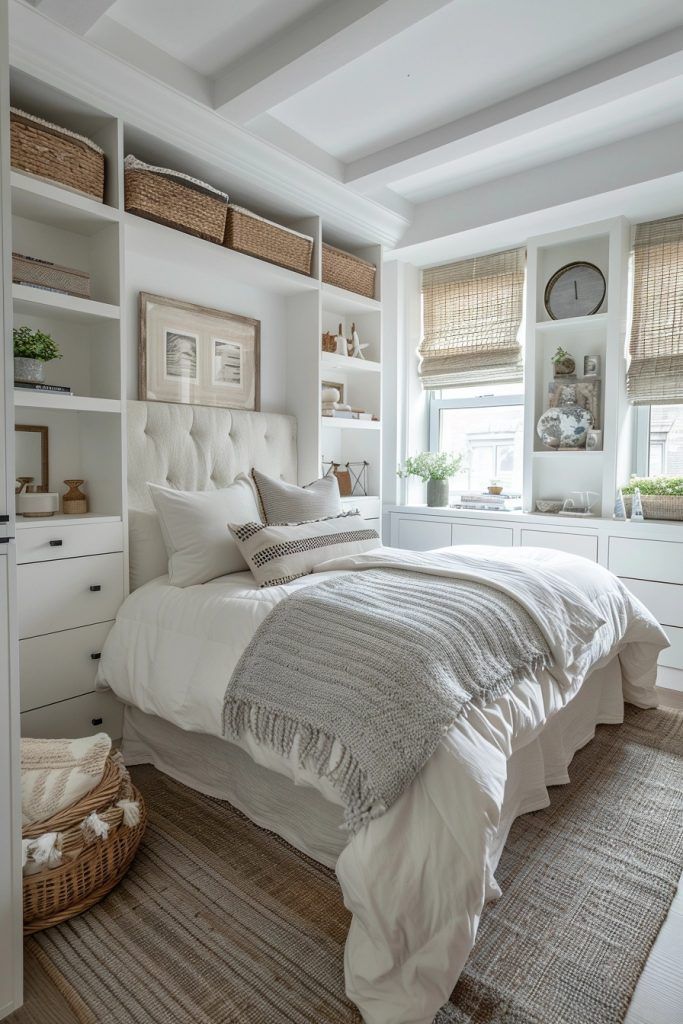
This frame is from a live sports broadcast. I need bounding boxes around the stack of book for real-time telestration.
[453,491,522,512]
[15,382,72,395]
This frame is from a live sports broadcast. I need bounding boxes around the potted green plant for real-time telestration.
[621,476,683,521]
[398,451,462,507]
[551,346,576,377]
[13,326,61,385]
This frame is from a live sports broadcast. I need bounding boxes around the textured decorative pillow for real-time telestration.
[149,474,261,587]
[21,733,112,827]
[229,512,380,587]
[251,468,341,524]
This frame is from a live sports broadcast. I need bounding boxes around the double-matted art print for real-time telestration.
[139,292,260,410]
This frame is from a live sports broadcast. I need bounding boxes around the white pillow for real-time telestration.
[251,468,341,524]
[149,475,261,587]
[128,508,169,590]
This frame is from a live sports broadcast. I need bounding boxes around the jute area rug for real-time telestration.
[9,706,683,1024]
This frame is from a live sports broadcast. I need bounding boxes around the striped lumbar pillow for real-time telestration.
[251,468,341,525]
[229,513,380,587]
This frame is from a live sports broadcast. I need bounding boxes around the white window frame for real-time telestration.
[428,391,524,452]
[632,405,650,477]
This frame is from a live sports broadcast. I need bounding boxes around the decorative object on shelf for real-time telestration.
[334,323,347,357]
[15,424,48,493]
[331,463,353,497]
[322,330,337,353]
[544,261,606,320]
[630,487,644,523]
[622,477,683,521]
[559,491,599,517]
[225,206,314,276]
[397,451,463,508]
[13,252,91,299]
[63,479,88,515]
[10,107,105,202]
[15,476,58,518]
[488,480,503,495]
[321,381,353,418]
[535,498,563,514]
[322,243,376,298]
[614,489,627,521]
[583,354,601,377]
[124,155,229,244]
[347,323,369,360]
[347,461,369,497]
[548,378,601,430]
[537,384,593,449]
[586,429,602,451]
[13,326,61,385]
[139,292,260,411]
[551,346,576,377]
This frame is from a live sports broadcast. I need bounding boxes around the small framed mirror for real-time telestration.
[15,425,49,492]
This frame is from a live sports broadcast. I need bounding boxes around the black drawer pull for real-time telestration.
[90,652,101,660]
[49,539,63,547]
[91,717,103,726]
[89,584,101,592]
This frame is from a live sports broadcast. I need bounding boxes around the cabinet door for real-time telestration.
[521,529,598,561]
[451,523,513,547]
[396,518,452,551]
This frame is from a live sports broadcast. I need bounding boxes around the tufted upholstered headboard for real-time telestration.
[127,400,298,589]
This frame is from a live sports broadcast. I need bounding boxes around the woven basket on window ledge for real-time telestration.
[623,494,683,521]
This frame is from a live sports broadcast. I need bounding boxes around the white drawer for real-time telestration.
[619,578,683,628]
[20,690,123,740]
[396,518,452,551]
[451,523,513,547]
[18,553,124,639]
[20,621,114,712]
[660,625,683,671]
[609,537,683,585]
[17,521,123,564]
[521,529,598,561]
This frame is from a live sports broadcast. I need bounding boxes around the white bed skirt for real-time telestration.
[121,655,625,871]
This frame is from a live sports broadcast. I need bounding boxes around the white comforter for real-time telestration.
[98,545,668,1024]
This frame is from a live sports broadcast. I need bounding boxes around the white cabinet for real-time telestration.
[17,552,124,639]
[620,579,683,629]
[16,521,123,564]
[521,529,598,561]
[20,690,123,740]
[451,522,513,547]
[609,538,683,585]
[395,517,452,551]
[20,621,114,712]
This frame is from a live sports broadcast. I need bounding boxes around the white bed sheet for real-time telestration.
[97,546,667,1024]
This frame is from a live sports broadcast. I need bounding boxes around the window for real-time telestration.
[429,383,524,499]
[634,404,683,477]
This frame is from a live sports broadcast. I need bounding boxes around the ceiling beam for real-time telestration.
[25,0,116,35]
[345,28,683,193]
[212,0,454,123]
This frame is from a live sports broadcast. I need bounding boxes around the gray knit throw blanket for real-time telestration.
[223,568,551,832]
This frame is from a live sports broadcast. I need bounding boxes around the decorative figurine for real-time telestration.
[631,487,644,523]
[334,322,347,357]
[63,479,88,515]
[347,322,369,359]
[614,489,627,521]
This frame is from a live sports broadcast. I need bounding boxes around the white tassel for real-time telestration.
[116,798,140,828]
[22,839,30,869]
[81,811,110,841]
[23,832,62,874]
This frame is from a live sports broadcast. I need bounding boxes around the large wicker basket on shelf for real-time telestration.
[13,252,90,299]
[322,243,376,298]
[23,755,146,935]
[224,206,313,275]
[10,108,105,202]
[623,494,683,521]
[124,157,229,244]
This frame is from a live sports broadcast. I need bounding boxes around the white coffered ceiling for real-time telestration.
[15,0,683,262]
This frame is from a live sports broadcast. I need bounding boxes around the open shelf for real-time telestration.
[321,282,381,313]
[10,172,120,235]
[535,313,609,332]
[14,391,121,413]
[12,285,120,323]
[533,449,604,457]
[320,352,381,375]
[321,417,380,431]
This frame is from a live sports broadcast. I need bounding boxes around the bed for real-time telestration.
[97,400,669,1024]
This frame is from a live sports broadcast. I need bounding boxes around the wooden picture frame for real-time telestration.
[139,292,260,411]
[15,424,49,492]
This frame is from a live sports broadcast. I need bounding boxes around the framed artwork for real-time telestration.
[139,292,260,410]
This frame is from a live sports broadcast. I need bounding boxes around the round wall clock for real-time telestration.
[544,261,606,320]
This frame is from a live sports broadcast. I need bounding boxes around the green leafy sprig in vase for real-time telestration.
[397,451,462,507]
[13,326,61,385]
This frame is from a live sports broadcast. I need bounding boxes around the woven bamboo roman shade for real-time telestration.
[628,215,683,405]
[419,248,525,389]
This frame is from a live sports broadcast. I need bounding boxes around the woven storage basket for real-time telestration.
[10,108,105,202]
[125,159,228,244]
[22,757,146,934]
[623,494,683,521]
[322,243,376,298]
[224,206,313,275]
[13,252,90,299]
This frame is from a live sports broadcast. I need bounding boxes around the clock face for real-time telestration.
[544,262,606,320]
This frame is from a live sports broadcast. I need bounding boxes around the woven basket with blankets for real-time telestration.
[21,733,146,934]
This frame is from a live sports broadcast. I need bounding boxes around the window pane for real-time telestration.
[439,403,524,496]
[649,405,683,476]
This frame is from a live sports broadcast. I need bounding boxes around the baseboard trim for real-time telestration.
[656,686,683,710]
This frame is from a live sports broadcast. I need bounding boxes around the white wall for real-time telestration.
[123,218,289,412]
